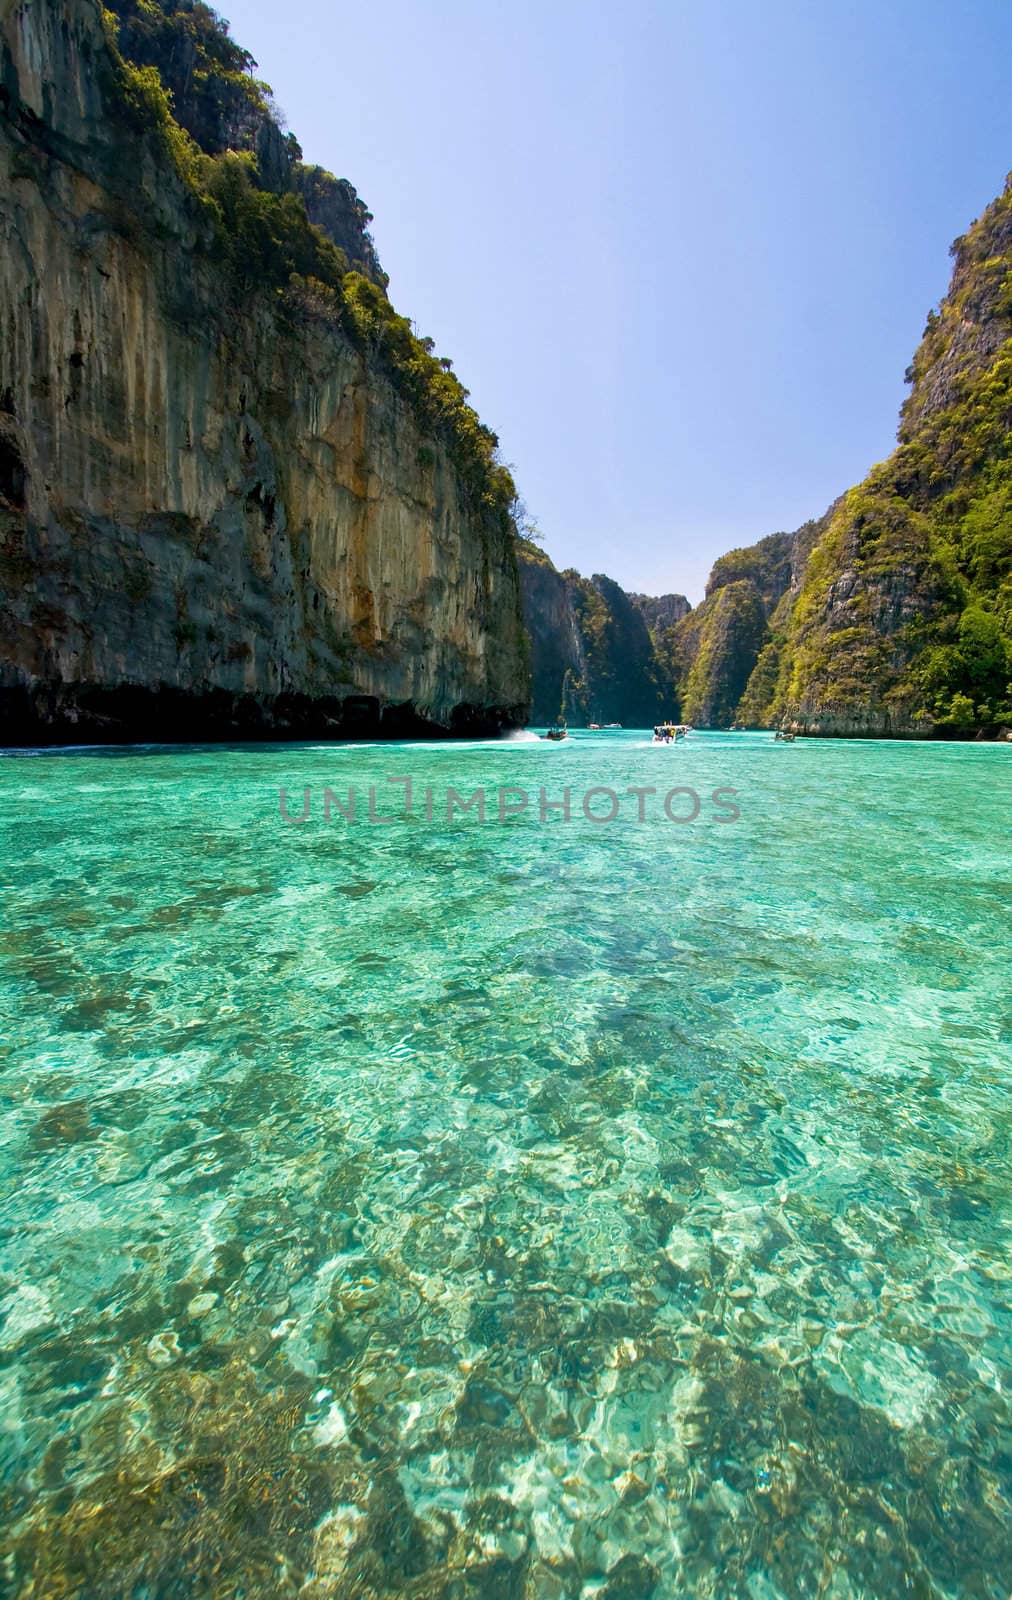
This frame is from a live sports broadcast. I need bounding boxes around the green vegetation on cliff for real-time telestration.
[0,0,529,740]
[763,178,1012,735]
[651,528,802,728]
[566,572,669,725]
[516,544,676,725]
[100,0,515,517]
[670,580,769,727]
[706,531,794,608]
[103,0,280,160]
[663,178,1012,738]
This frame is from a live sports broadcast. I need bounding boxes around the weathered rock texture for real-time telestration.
[658,175,1012,738]
[517,541,674,725]
[0,0,528,742]
[292,165,386,288]
[516,541,586,723]
[102,0,387,286]
[751,182,1012,738]
[667,577,772,729]
[629,592,691,632]
[660,526,819,728]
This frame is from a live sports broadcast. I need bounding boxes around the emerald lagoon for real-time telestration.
[0,729,1009,1599]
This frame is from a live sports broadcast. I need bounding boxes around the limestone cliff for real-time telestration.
[0,0,528,741]
[568,571,672,725]
[606,180,1012,739]
[758,179,1012,737]
[666,579,770,729]
[292,165,386,287]
[629,592,691,632]
[516,541,585,723]
[102,0,388,286]
[650,529,811,728]
[663,178,1012,738]
[517,541,675,725]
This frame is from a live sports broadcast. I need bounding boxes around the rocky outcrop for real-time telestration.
[516,542,585,723]
[102,0,386,285]
[759,181,1012,738]
[668,579,769,728]
[0,0,528,742]
[292,165,386,287]
[650,526,815,728]
[629,592,690,632]
[517,543,674,725]
[705,531,794,610]
[899,189,1012,438]
[619,180,1012,741]
[568,572,671,725]
[762,499,953,735]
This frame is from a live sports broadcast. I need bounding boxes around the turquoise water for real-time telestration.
[0,730,1009,1599]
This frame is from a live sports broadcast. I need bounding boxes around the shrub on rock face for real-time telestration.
[101,0,515,520]
[760,179,1012,736]
[682,179,1012,737]
[676,580,768,728]
[104,0,274,159]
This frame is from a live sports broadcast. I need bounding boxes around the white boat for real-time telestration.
[652,723,690,744]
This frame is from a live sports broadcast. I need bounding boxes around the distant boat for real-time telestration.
[588,722,601,730]
[774,729,796,742]
[544,726,567,741]
[603,722,622,729]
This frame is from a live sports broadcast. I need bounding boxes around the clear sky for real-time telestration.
[228,0,1010,602]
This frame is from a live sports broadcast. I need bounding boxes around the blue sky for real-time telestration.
[230,0,1010,601]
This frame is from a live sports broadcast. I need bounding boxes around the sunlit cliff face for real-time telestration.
[0,0,529,742]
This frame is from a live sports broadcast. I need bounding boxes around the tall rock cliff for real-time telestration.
[650,528,811,727]
[517,541,676,724]
[103,0,388,285]
[0,0,529,741]
[757,179,1012,737]
[516,540,586,723]
[568,571,672,725]
[629,591,691,632]
[667,579,771,729]
[654,174,1012,738]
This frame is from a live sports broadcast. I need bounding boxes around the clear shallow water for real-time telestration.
[0,729,1009,1599]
